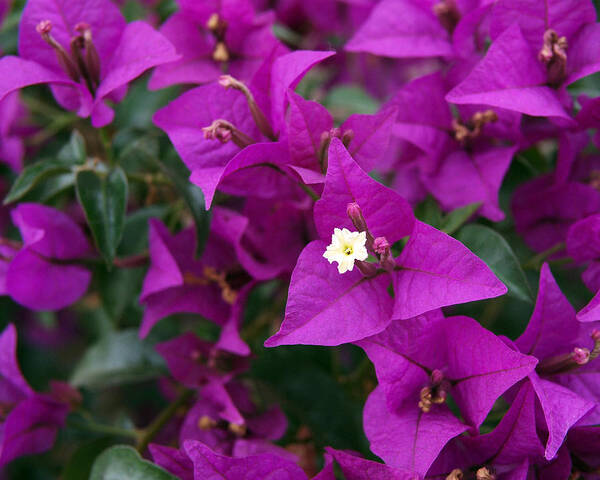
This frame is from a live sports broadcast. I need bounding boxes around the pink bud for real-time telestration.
[572,347,590,365]
[36,20,53,34]
[431,369,444,385]
[373,237,390,255]
[347,202,368,232]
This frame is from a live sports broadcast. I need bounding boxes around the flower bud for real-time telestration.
[347,203,368,232]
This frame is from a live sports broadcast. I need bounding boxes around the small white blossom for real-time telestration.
[323,228,368,274]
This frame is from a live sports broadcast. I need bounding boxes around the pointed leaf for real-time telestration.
[71,330,166,389]
[90,445,178,480]
[440,202,482,235]
[4,158,73,204]
[58,130,87,164]
[75,166,128,265]
[456,224,533,303]
[156,153,211,257]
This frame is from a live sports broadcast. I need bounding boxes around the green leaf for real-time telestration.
[97,267,145,323]
[75,167,128,265]
[116,134,160,173]
[441,202,482,235]
[155,153,211,257]
[457,224,534,303]
[62,438,114,480]
[20,172,75,203]
[70,330,166,389]
[119,205,169,256]
[4,159,73,204]
[58,130,87,164]
[90,446,177,480]
[323,85,379,117]
[414,196,443,229]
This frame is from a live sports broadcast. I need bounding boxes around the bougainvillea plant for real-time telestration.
[1,0,600,478]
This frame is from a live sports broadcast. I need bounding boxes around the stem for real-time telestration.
[29,114,78,145]
[44,251,149,269]
[112,252,149,268]
[99,127,113,164]
[21,95,66,118]
[297,181,319,201]
[68,418,139,440]
[136,388,194,453]
[126,172,173,187]
[522,242,566,270]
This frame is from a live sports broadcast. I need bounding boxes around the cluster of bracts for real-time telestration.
[0,0,600,478]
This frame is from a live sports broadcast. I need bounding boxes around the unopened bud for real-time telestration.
[198,415,217,430]
[341,129,354,148]
[75,22,101,86]
[539,29,568,88]
[355,260,378,277]
[36,19,52,35]
[433,0,460,33]
[373,237,390,255]
[446,469,463,480]
[318,131,332,173]
[373,236,395,271]
[218,75,275,140]
[228,422,247,437]
[476,467,496,480]
[207,13,220,31]
[202,119,254,148]
[347,202,368,232]
[37,20,81,82]
[213,42,229,62]
[572,347,590,365]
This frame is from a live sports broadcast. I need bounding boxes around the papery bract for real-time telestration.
[3,203,92,310]
[0,0,179,126]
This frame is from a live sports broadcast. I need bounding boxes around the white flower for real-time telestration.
[323,228,368,274]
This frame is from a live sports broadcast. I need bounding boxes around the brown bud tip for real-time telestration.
[206,13,220,31]
[198,415,217,430]
[36,20,53,34]
[228,422,247,437]
[592,329,600,341]
[445,469,463,480]
[213,42,230,62]
[221,286,237,305]
[74,22,91,33]
[476,467,496,480]
[341,129,354,148]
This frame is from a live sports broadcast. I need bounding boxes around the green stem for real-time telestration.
[298,181,319,201]
[29,114,78,145]
[21,95,66,118]
[522,242,566,270]
[99,127,113,164]
[136,388,194,453]
[126,172,173,187]
[69,418,139,440]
